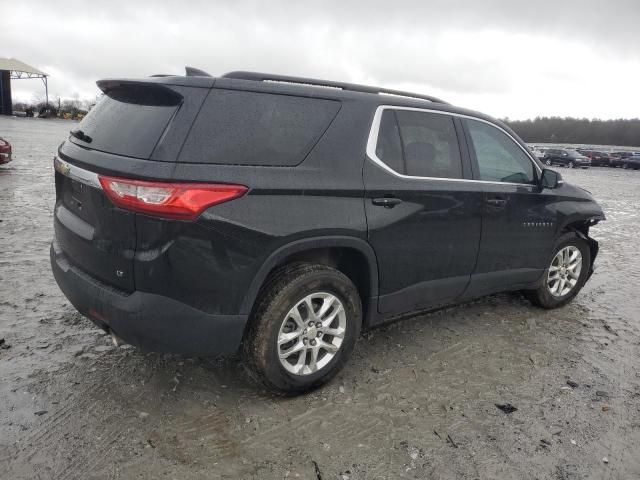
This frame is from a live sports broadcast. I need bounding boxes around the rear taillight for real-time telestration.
[98,176,248,221]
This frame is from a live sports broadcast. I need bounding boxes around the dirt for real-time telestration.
[1,116,639,479]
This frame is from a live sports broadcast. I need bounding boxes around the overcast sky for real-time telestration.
[2,0,639,119]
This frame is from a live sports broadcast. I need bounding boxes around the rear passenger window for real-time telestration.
[372,108,462,179]
[465,119,536,184]
[396,111,462,178]
[180,89,340,166]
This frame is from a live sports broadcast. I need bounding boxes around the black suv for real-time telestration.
[51,70,604,393]
[543,149,591,168]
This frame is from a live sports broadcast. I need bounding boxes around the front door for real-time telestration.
[364,107,482,317]
[462,118,557,296]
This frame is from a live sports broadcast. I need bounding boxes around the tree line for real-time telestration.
[503,117,640,147]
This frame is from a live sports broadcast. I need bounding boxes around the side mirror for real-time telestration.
[540,168,562,189]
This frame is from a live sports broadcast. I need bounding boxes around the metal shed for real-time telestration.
[0,58,49,115]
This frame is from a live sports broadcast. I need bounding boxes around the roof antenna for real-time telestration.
[185,66,212,77]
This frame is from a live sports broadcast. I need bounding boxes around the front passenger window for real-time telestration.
[465,119,536,184]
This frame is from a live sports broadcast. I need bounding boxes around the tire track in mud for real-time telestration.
[7,363,126,479]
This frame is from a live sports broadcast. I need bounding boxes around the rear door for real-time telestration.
[364,107,482,316]
[462,118,556,295]
[53,81,206,291]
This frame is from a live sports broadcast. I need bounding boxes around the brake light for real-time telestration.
[98,176,248,220]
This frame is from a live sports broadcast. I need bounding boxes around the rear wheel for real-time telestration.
[525,233,591,309]
[243,263,362,394]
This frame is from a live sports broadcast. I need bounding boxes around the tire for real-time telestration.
[243,263,362,394]
[524,233,591,309]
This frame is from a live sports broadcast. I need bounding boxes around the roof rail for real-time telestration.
[222,71,449,105]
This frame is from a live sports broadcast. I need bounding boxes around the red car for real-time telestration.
[0,138,11,164]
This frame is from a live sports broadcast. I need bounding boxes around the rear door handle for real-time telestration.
[485,198,507,208]
[372,197,402,208]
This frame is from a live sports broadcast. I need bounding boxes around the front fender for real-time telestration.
[556,184,606,233]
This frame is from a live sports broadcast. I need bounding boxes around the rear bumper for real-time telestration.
[50,242,248,355]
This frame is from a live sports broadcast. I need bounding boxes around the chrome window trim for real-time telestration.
[54,156,102,190]
[366,105,541,187]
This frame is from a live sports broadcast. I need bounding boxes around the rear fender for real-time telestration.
[240,235,379,317]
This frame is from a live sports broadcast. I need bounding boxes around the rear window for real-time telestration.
[71,84,181,159]
[179,89,340,166]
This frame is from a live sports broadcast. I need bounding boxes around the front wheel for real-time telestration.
[243,263,362,394]
[524,234,591,309]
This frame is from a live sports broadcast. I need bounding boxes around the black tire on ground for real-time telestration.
[524,232,591,309]
[243,263,362,395]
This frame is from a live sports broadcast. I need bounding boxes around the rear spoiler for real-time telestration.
[96,80,184,106]
[96,72,216,91]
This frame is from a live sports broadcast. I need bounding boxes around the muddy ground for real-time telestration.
[0,116,638,479]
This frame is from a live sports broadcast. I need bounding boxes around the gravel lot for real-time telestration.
[1,117,639,480]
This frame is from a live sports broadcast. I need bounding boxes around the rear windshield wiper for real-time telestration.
[70,129,92,143]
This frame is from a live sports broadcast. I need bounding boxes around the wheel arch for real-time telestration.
[560,216,602,279]
[240,236,379,323]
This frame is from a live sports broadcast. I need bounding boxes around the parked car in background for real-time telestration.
[0,138,12,164]
[609,151,634,168]
[576,149,610,167]
[621,154,640,170]
[50,69,605,393]
[544,149,591,168]
[531,148,546,161]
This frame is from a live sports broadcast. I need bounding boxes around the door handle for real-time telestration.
[485,198,507,208]
[372,197,402,208]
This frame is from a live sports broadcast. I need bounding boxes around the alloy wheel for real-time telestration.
[277,292,347,376]
[547,246,582,297]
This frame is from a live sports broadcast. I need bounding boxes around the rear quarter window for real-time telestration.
[179,89,340,166]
